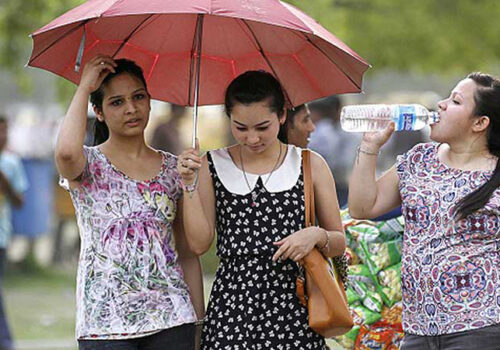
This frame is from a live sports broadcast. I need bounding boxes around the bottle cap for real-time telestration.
[430,112,440,124]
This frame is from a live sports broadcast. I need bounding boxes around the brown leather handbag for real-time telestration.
[296,150,353,338]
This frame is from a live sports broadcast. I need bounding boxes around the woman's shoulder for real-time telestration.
[156,149,178,162]
[406,141,438,156]
[154,150,182,179]
[396,142,438,175]
[398,141,438,163]
[81,145,105,164]
[208,147,230,159]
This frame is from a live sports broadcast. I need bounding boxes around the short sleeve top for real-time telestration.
[396,142,499,336]
[61,146,196,339]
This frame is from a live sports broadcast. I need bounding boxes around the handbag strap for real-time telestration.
[302,149,315,227]
[301,150,350,290]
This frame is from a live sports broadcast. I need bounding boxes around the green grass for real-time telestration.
[4,266,76,340]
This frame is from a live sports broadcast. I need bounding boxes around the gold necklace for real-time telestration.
[240,143,283,207]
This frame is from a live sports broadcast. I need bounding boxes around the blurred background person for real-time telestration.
[308,96,360,208]
[150,104,186,155]
[0,115,27,350]
[277,104,315,148]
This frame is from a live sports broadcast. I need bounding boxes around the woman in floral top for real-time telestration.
[55,55,203,350]
[349,73,500,349]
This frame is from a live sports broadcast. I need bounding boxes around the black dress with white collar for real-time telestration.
[201,145,326,350]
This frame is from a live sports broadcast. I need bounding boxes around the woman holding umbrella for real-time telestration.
[178,70,346,349]
[55,55,204,350]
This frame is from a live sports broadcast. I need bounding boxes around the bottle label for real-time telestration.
[396,105,416,131]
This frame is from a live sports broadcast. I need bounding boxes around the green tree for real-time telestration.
[285,0,500,75]
[0,0,84,99]
[2,0,500,99]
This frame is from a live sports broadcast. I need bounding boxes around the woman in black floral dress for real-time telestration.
[178,71,346,350]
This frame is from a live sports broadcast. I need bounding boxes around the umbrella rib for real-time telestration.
[29,20,89,65]
[111,14,156,59]
[297,32,362,90]
[240,20,294,107]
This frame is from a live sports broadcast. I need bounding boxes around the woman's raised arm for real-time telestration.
[55,56,116,181]
[348,124,401,219]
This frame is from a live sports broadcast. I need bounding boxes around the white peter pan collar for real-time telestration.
[210,144,302,195]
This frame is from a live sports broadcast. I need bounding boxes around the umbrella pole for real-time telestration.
[192,14,204,149]
[190,14,204,193]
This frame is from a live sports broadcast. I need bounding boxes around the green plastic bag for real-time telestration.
[356,239,402,275]
[376,263,402,307]
[374,217,404,241]
[346,224,382,248]
[335,325,361,350]
[351,280,384,313]
[348,264,374,285]
[352,304,382,325]
[346,286,361,304]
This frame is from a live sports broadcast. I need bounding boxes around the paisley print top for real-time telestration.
[62,146,196,339]
[396,142,499,336]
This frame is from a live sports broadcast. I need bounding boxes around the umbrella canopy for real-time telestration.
[29,0,370,108]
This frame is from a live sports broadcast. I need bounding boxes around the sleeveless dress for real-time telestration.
[201,145,326,350]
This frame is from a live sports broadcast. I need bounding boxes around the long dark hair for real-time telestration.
[455,72,500,219]
[89,59,148,145]
[278,104,306,144]
[224,70,285,118]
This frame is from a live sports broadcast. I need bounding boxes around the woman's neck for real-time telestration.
[100,135,149,158]
[442,140,495,171]
[235,141,285,174]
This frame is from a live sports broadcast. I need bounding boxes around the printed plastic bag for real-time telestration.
[356,239,402,275]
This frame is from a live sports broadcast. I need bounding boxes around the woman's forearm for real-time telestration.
[313,228,346,258]
[182,191,215,255]
[348,145,380,219]
[178,255,205,319]
[54,87,90,181]
[55,87,89,160]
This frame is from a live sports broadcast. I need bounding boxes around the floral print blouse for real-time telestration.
[396,142,499,336]
[61,146,196,339]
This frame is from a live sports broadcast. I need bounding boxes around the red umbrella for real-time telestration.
[28,0,370,145]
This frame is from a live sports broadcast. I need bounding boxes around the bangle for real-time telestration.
[181,181,196,193]
[194,318,204,326]
[181,173,199,198]
[318,229,329,252]
[357,146,380,156]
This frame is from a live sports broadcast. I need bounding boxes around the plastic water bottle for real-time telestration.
[340,104,440,132]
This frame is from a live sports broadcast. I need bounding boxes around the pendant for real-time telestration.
[251,192,258,207]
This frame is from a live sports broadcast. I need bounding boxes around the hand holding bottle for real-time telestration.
[360,122,395,154]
